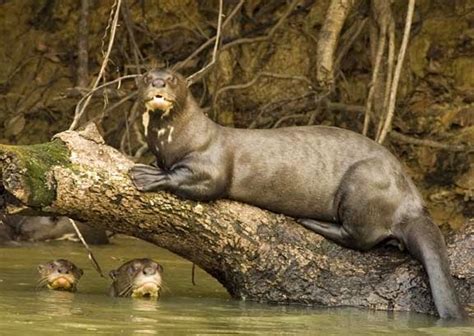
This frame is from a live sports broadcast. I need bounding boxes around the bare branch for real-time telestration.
[389,131,473,152]
[69,0,122,131]
[219,0,299,52]
[376,16,396,139]
[186,0,224,85]
[334,18,368,69]
[68,218,106,278]
[70,74,140,129]
[377,0,416,144]
[362,0,390,136]
[174,0,244,72]
[212,72,314,108]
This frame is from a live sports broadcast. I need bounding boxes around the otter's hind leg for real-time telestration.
[297,219,363,250]
[300,158,403,251]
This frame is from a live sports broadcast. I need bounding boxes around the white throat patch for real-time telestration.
[142,110,150,137]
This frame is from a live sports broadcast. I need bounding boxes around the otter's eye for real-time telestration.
[143,75,152,85]
[167,75,177,85]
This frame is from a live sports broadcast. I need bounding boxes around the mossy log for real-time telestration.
[0,124,472,316]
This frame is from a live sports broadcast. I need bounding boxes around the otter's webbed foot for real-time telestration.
[129,164,169,192]
[296,218,360,250]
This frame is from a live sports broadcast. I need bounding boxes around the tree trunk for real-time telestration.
[0,124,472,316]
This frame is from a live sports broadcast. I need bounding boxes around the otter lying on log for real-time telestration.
[130,69,464,319]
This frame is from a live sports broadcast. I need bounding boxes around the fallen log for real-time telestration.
[0,124,472,316]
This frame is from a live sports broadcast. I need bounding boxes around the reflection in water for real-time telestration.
[0,237,472,335]
[36,290,77,317]
[131,298,160,312]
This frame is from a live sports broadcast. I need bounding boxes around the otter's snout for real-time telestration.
[57,266,70,274]
[143,266,155,276]
[152,78,165,88]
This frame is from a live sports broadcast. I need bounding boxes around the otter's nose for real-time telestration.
[152,78,166,88]
[143,266,155,276]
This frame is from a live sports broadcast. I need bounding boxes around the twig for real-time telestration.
[273,114,306,128]
[250,98,472,152]
[376,0,415,144]
[68,219,106,278]
[102,91,137,116]
[175,0,244,72]
[390,131,473,152]
[120,100,140,154]
[69,0,122,131]
[133,121,148,159]
[219,0,299,52]
[134,143,149,159]
[186,0,224,85]
[247,92,365,130]
[377,16,395,139]
[334,18,368,69]
[362,10,387,135]
[192,263,197,286]
[307,109,320,125]
[122,0,144,74]
[180,7,209,39]
[71,74,140,127]
[213,72,313,108]
[326,101,364,113]
[77,0,89,88]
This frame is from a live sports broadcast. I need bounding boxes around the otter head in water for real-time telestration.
[109,258,163,299]
[37,259,83,292]
[140,69,188,119]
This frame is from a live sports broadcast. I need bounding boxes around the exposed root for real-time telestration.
[316,0,355,91]
[376,0,416,144]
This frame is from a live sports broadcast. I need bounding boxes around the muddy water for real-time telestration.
[0,236,472,335]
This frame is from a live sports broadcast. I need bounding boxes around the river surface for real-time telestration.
[0,236,472,335]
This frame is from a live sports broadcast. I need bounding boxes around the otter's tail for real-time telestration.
[399,214,464,319]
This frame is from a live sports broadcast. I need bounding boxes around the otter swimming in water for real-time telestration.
[109,258,163,299]
[37,259,83,292]
[129,69,464,319]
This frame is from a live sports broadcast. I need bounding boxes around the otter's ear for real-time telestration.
[78,268,84,277]
[157,264,164,273]
[37,264,45,272]
[109,270,117,280]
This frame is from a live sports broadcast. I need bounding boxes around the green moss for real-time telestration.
[1,139,70,207]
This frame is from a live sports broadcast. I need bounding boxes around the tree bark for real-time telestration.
[0,124,472,316]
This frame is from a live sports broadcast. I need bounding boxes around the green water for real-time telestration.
[0,236,472,335]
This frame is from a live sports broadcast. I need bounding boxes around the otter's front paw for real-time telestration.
[129,164,165,192]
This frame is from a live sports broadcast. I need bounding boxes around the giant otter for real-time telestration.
[109,258,163,298]
[5,215,109,245]
[37,259,83,292]
[0,215,15,245]
[130,69,464,319]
